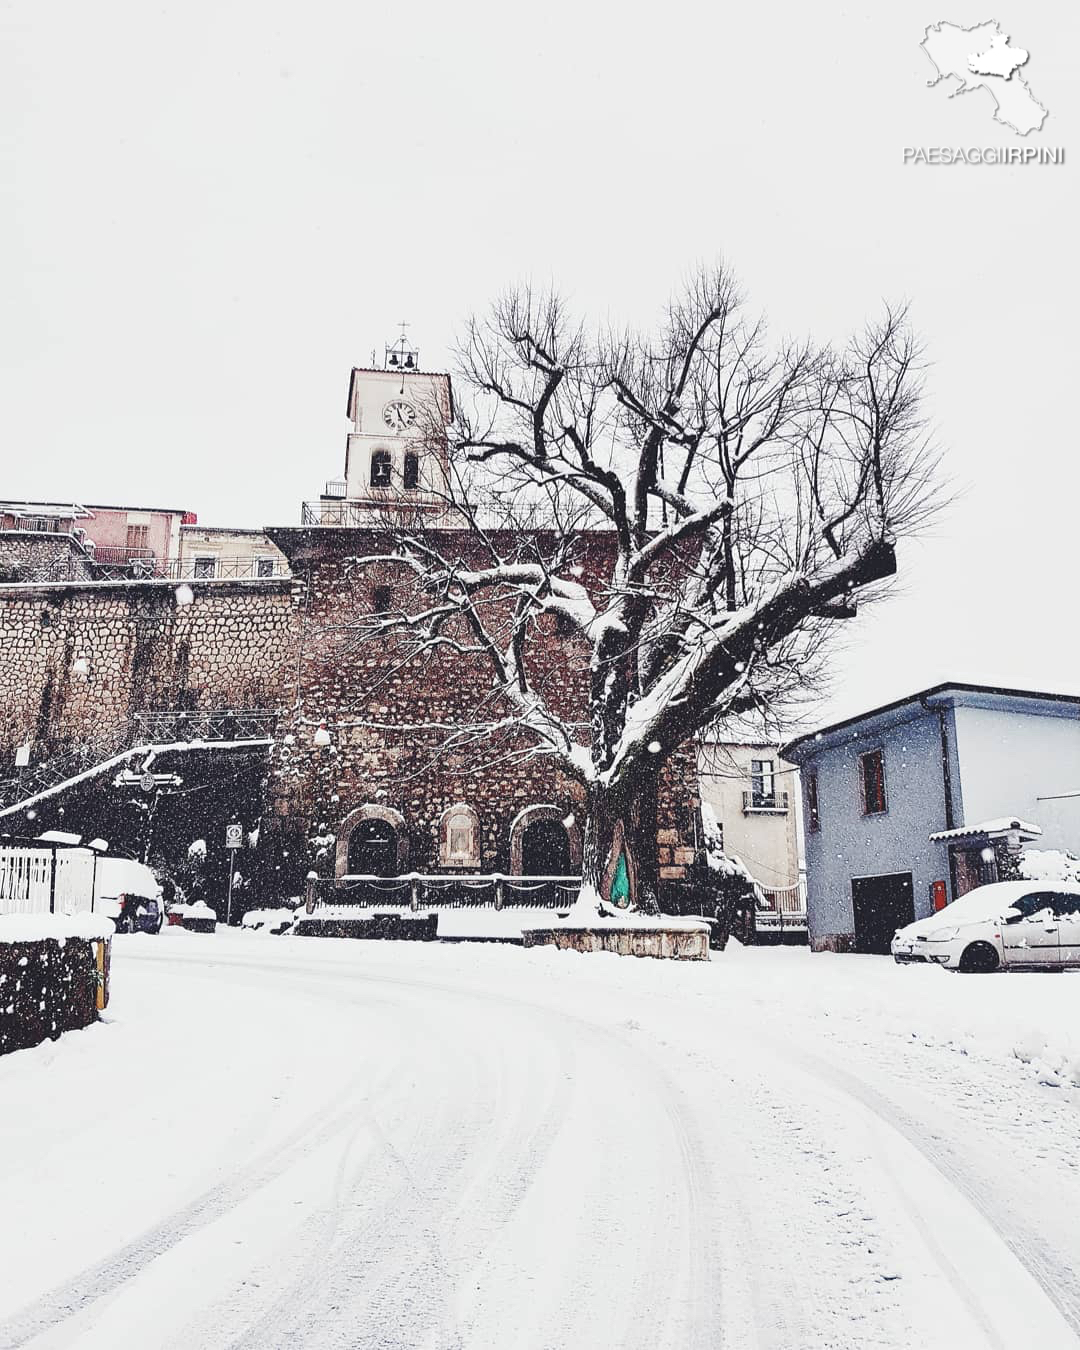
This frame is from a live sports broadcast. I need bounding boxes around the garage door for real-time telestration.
[851,873,915,955]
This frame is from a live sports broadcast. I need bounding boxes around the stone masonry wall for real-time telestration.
[0,579,298,763]
[0,535,95,584]
[0,530,701,906]
[265,527,700,895]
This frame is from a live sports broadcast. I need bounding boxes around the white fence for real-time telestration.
[0,845,96,916]
[758,881,808,929]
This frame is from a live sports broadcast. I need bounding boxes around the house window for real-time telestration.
[372,585,392,614]
[859,749,887,815]
[193,556,216,579]
[370,450,392,487]
[750,759,776,808]
[806,771,820,832]
[403,452,420,490]
[126,524,149,553]
[255,557,276,578]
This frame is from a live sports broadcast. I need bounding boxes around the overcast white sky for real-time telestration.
[1,1,1076,727]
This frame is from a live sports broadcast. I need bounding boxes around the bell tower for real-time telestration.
[319,327,454,527]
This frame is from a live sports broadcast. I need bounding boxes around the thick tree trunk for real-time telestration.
[578,776,658,914]
[634,771,661,915]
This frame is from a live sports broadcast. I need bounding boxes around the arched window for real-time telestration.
[370,450,392,487]
[439,803,481,868]
[403,452,420,490]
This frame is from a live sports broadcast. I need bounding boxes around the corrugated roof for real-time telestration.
[929,817,1042,842]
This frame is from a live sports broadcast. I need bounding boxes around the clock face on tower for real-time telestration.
[382,400,417,432]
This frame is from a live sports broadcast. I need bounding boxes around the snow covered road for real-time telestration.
[1,933,1078,1349]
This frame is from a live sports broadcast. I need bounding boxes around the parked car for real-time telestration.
[165,900,218,933]
[892,880,1080,973]
[96,857,165,935]
[115,894,163,934]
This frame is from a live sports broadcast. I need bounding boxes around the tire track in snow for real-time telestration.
[169,952,723,1350]
[8,945,729,1349]
[763,1033,1080,1345]
[0,1005,403,1349]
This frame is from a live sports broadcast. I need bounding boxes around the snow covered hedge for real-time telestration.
[0,916,111,1056]
[241,908,295,935]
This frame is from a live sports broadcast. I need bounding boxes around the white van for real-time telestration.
[93,857,164,932]
[0,843,162,931]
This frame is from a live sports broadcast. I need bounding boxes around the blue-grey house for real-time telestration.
[781,684,1080,954]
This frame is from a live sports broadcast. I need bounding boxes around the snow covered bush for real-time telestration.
[1019,849,1080,885]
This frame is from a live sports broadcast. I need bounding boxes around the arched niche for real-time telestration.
[335,804,408,878]
[509,804,582,877]
[438,802,481,868]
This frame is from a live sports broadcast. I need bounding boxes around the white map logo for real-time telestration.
[921,21,1048,136]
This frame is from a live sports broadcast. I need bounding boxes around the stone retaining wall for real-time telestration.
[0,578,298,761]
[0,936,110,1055]
[522,924,709,961]
[0,534,94,583]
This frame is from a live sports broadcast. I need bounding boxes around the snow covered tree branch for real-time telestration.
[342,268,940,912]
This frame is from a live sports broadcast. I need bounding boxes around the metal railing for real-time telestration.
[301,498,447,528]
[308,873,582,911]
[742,790,790,814]
[0,844,97,916]
[0,727,133,814]
[91,545,156,567]
[0,709,279,813]
[0,554,290,584]
[166,557,290,580]
[757,882,808,929]
[130,709,279,744]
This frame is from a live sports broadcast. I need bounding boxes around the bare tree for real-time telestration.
[344,267,939,912]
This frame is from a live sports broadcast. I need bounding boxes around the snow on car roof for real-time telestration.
[944,879,1080,919]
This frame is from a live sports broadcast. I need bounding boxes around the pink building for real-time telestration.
[0,499,193,576]
[0,499,191,577]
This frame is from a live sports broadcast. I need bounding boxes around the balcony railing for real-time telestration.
[0,555,292,583]
[168,557,290,580]
[301,498,448,528]
[742,790,790,814]
[91,545,156,567]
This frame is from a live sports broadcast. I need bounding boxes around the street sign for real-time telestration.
[14,743,31,769]
[225,823,243,850]
[140,772,156,793]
